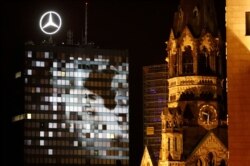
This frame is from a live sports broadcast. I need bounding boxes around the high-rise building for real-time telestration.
[13,44,129,165]
[226,0,250,164]
[141,0,228,165]
[142,64,168,161]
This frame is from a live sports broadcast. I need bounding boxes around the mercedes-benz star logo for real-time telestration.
[39,11,62,35]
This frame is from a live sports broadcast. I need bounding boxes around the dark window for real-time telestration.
[174,137,177,151]
[198,47,210,74]
[246,12,250,35]
[172,54,178,76]
[168,138,170,151]
[182,46,193,74]
[208,152,215,166]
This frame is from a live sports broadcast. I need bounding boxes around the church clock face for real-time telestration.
[198,104,218,130]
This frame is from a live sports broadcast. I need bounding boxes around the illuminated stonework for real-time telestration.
[141,0,227,165]
[185,132,228,166]
[140,147,155,166]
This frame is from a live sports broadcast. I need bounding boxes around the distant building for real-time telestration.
[142,64,168,161]
[141,0,228,165]
[13,44,129,165]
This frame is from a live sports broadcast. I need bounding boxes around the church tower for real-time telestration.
[158,0,228,165]
[158,108,183,165]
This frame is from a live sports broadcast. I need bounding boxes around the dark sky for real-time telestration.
[0,0,225,165]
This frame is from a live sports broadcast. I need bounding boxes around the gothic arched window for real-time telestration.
[168,138,170,151]
[208,152,215,166]
[183,104,194,125]
[182,46,193,74]
[198,46,211,75]
[172,54,178,76]
[219,159,226,166]
[174,137,177,151]
[196,158,203,166]
[193,6,199,18]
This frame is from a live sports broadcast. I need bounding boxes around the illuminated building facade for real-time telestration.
[226,0,250,164]
[142,64,168,161]
[141,0,228,165]
[17,44,129,165]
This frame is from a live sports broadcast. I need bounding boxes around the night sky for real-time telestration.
[0,0,225,165]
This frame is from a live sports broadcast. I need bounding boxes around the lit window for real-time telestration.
[48,149,53,155]
[77,81,83,86]
[74,141,78,147]
[44,52,49,58]
[82,141,86,146]
[53,105,57,111]
[40,140,44,146]
[36,87,40,93]
[69,123,74,132]
[41,61,45,67]
[53,114,57,120]
[15,71,21,79]
[53,62,57,68]
[27,51,32,58]
[27,113,32,119]
[48,131,53,137]
[36,61,41,67]
[57,80,62,85]
[85,124,90,130]
[61,123,66,128]
[40,131,44,137]
[27,69,32,75]
[60,80,65,85]
[110,134,115,139]
[57,71,61,76]
[53,123,57,128]
[53,71,57,76]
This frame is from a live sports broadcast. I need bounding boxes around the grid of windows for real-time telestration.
[143,64,168,160]
[23,47,129,165]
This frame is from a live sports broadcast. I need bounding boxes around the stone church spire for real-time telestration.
[173,0,219,38]
[141,1,228,165]
[159,0,227,165]
[167,0,222,78]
